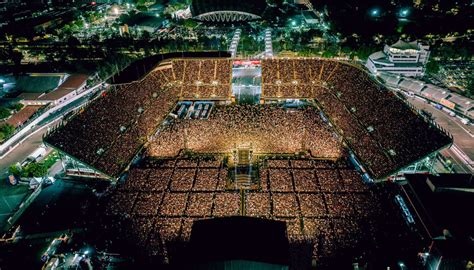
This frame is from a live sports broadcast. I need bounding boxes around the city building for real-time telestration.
[125,13,165,33]
[366,40,430,77]
[378,72,474,121]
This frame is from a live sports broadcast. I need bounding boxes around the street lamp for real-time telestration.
[400,9,409,17]
[371,9,379,16]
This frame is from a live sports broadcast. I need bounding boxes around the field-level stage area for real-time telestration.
[149,104,342,158]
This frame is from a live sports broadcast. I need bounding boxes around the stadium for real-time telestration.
[190,0,267,22]
[44,55,452,269]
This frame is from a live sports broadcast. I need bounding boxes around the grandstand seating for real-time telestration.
[45,57,451,180]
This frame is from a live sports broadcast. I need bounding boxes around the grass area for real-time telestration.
[42,150,60,170]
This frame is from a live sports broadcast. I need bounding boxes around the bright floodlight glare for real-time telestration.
[371,9,379,16]
[401,9,409,16]
[291,20,296,26]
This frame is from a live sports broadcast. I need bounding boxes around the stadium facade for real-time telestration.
[190,0,267,22]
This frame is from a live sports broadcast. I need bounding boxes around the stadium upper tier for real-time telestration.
[191,0,267,22]
[44,58,451,179]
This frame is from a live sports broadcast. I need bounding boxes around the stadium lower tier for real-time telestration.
[100,156,422,269]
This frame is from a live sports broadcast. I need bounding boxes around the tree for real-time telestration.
[0,123,15,138]
[74,20,84,29]
[425,60,440,75]
[466,77,474,98]
[0,106,10,120]
[183,19,197,29]
[23,162,48,178]
[8,164,21,176]
[9,103,24,112]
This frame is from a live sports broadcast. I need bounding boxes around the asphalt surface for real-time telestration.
[406,97,474,173]
[0,90,94,175]
[0,120,57,173]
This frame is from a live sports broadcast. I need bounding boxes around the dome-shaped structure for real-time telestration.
[191,0,267,22]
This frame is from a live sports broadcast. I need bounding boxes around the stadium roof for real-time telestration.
[191,0,267,22]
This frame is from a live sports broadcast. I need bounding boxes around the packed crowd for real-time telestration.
[102,156,416,269]
[149,105,342,158]
[320,63,451,177]
[45,57,449,181]
[261,58,451,178]
[261,59,336,98]
[172,59,232,99]
[45,58,231,178]
[45,67,179,177]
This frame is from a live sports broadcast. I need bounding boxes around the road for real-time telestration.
[0,84,101,175]
[0,119,58,174]
[406,96,474,173]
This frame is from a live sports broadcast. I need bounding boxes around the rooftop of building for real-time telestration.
[2,105,42,128]
[390,40,420,51]
[57,74,88,89]
[18,74,88,102]
[124,13,165,28]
